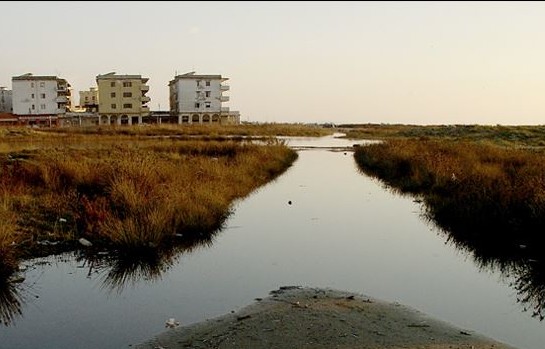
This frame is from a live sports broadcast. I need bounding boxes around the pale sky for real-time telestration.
[2,1,545,125]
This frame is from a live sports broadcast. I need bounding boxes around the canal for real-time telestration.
[1,134,543,349]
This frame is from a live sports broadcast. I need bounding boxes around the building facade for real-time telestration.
[12,73,71,125]
[169,72,240,125]
[96,72,150,125]
[0,87,12,113]
[79,87,99,112]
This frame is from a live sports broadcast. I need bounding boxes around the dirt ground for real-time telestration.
[134,286,518,349]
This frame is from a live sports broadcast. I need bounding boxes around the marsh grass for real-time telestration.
[0,129,297,275]
[39,122,333,138]
[354,139,545,242]
[341,124,545,147]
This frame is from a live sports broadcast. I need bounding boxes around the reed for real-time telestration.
[37,122,333,137]
[0,196,19,278]
[354,139,545,242]
[341,123,545,147]
[0,131,297,275]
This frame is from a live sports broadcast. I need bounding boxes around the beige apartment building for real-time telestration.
[96,72,150,125]
[78,87,99,112]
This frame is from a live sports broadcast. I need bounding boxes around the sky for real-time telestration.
[2,1,545,125]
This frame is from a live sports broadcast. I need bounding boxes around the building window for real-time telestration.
[123,103,132,109]
[195,102,200,108]
[32,104,35,110]
[123,92,132,97]
[92,96,96,101]
[85,96,89,101]
[205,81,210,87]
[110,92,116,98]
[196,80,201,87]
[40,104,46,109]
[40,82,45,87]
[31,93,35,99]
[110,82,115,87]
[40,93,46,99]
[123,82,132,87]
[205,102,211,108]
[111,104,117,109]
[205,91,211,97]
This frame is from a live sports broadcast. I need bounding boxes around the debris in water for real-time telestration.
[165,318,180,328]
[78,238,92,247]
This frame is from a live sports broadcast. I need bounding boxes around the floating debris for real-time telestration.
[78,238,92,247]
[165,318,180,328]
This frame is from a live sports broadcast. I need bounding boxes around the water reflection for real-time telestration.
[0,277,24,326]
[422,202,545,321]
[80,229,218,294]
[0,228,220,325]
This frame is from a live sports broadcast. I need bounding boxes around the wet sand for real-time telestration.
[135,286,517,349]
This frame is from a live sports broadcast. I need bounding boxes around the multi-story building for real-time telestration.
[169,72,240,125]
[12,73,71,126]
[96,72,150,125]
[79,87,99,112]
[0,87,12,113]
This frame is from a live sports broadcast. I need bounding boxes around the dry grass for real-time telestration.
[341,123,545,147]
[38,122,333,137]
[0,128,298,276]
[354,139,545,241]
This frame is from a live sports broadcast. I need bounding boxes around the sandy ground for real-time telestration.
[134,286,518,349]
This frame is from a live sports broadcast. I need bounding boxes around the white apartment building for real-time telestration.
[12,73,71,125]
[169,72,240,125]
[0,87,12,113]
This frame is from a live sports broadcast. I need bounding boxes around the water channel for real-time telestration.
[1,134,544,349]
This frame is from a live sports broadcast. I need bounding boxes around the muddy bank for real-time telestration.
[134,286,517,349]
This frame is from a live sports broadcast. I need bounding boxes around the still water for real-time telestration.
[1,134,544,349]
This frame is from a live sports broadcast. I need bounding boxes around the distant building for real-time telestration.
[0,87,12,113]
[11,73,72,126]
[79,87,99,112]
[169,72,240,125]
[96,72,150,125]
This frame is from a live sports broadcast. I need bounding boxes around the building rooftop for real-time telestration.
[96,72,149,82]
[12,73,59,81]
[169,72,228,85]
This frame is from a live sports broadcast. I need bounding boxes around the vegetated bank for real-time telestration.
[339,123,545,147]
[352,127,545,320]
[348,123,545,247]
[0,124,305,279]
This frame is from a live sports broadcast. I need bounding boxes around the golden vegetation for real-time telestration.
[0,126,300,276]
[39,122,333,138]
[354,138,545,241]
[340,123,545,147]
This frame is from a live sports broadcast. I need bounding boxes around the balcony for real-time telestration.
[220,96,229,102]
[141,96,151,103]
[220,85,230,92]
[141,106,150,112]
[56,96,68,103]
[140,85,150,92]
[221,107,230,113]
